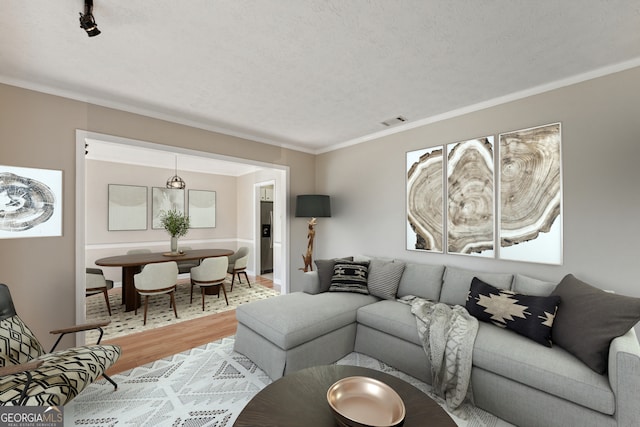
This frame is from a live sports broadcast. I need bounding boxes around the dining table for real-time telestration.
[95,248,234,312]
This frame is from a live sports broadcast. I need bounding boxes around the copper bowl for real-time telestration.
[327,376,406,427]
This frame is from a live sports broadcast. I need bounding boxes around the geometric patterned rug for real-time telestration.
[85,280,279,341]
[65,337,514,427]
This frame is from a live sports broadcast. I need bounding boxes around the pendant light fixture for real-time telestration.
[166,156,186,189]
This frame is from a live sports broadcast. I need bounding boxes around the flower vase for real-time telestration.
[171,236,178,254]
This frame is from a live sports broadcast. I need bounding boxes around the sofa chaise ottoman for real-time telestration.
[235,291,377,380]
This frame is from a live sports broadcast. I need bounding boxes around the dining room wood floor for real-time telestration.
[103,275,275,376]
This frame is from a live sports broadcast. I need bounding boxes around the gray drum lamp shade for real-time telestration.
[295,195,331,218]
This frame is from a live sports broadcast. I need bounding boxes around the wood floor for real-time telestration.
[103,275,274,376]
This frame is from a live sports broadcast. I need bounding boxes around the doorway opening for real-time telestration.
[75,130,290,336]
[258,182,275,278]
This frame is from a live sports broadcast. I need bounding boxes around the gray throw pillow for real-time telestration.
[550,274,640,374]
[315,257,353,293]
[367,260,406,300]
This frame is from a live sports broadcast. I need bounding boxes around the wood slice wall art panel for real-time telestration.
[447,137,495,256]
[499,123,562,264]
[406,146,443,252]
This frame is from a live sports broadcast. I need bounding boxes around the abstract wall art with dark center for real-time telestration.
[0,166,62,238]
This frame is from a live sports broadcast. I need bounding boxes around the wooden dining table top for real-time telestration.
[95,248,234,267]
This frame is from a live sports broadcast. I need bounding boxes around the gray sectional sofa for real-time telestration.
[234,258,640,427]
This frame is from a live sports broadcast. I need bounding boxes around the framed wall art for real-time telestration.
[152,187,184,229]
[188,189,216,228]
[108,184,147,231]
[0,165,62,238]
[447,137,495,258]
[499,122,563,265]
[406,146,444,252]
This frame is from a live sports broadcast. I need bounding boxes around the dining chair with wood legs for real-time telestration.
[227,247,251,291]
[133,261,179,325]
[85,268,113,316]
[190,257,229,310]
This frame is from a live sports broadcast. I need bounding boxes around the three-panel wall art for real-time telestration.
[108,186,217,231]
[407,122,562,265]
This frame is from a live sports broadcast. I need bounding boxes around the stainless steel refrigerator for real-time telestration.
[260,201,273,274]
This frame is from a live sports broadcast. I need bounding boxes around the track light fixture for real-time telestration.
[79,0,101,37]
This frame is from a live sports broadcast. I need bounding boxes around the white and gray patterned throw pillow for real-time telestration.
[367,260,406,300]
[329,261,369,294]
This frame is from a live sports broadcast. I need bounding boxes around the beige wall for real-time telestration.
[84,159,240,282]
[0,83,315,349]
[316,66,640,299]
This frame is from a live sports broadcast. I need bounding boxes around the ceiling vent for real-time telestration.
[381,116,407,127]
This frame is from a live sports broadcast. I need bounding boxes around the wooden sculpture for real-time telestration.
[300,217,317,272]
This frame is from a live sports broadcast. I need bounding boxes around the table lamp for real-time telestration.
[295,195,331,272]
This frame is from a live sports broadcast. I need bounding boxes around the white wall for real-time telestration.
[316,66,640,298]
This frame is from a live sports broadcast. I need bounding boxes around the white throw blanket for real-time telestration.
[399,295,479,416]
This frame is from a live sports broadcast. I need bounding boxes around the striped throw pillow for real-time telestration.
[367,260,406,300]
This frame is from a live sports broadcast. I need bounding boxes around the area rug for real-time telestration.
[66,337,515,427]
[85,280,279,341]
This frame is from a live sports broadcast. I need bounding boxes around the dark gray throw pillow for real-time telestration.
[550,274,640,374]
[466,277,560,347]
[314,257,353,293]
[329,261,370,294]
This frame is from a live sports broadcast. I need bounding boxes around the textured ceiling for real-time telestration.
[1,1,640,154]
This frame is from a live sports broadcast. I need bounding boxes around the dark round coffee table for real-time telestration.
[233,364,456,426]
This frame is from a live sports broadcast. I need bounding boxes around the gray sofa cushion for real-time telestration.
[367,260,406,300]
[473,322,615,415]
[396,263,445,301]
[513,274,557,296]
[440,266,513,306]
[356,300,421,346]
[236,292,378,349]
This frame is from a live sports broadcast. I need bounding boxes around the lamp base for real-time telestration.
[300,218,317,272]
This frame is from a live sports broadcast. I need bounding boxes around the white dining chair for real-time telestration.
[227,247,251,291]
[127,249,152,255]
[85,268,113,316]
[133,261,179,325]
[190,257,229,310]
